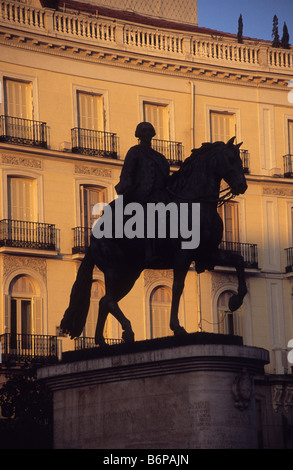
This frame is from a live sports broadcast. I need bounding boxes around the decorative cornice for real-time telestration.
[0,27,290,89]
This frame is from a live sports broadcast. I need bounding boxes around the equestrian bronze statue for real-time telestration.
[61,124,248,346]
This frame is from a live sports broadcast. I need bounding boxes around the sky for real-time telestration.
[197,0,293,42]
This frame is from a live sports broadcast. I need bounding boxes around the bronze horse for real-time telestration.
[61,138,248,346]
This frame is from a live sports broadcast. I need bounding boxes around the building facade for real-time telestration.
[0,0,293,447]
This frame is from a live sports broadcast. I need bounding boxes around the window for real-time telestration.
[4,78,32,119]
[80,185,106,228]
[218,202,239,243]
[217,291,239,335]
[6,275,42,347]
[150,286,172,339]
[8,176,36,221]
[143,102,169,140]
[77,91,104,131]
[289,120,293,154]
[210,111,235,143]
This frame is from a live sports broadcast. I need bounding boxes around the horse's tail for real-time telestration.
[60,247,95,339]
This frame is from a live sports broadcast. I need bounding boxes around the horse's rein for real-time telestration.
[166,185,235,206]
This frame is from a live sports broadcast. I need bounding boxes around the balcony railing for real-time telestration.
[0,219,57,251]
[283,154,293,177]
[74,336,123,350]
[72,226,91,254]
[71,127,118,158]
[240,149,250,174]
[0,115,48,148]
[285,247,293,272]
[1,0,293,73]
[219,241,258,269]
[152,139,183,166]
[0,333,60,363]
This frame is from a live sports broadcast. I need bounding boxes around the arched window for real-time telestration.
[217,290,241,336]
[150,286,172,339]
[6,275,42,349]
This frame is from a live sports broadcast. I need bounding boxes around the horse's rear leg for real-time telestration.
[95,297,109,346]
[170,267,189,336]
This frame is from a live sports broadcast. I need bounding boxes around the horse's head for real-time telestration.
[220,137,247,196]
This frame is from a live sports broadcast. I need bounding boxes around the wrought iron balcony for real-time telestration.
[74,336,123,350]
[239,149,250,174]
[71,127,118,158]
[0,333,60,364]
[283,154,293,177]
[0,115,48,148]
[151,139,184,166]
[72,226,91,254]
[285,247,293,272]
[0,219,57,251]
[219,241,258,269]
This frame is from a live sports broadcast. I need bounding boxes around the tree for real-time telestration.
[237,14,243,44]
[0,365,53,449]
[281,22,290,49]
[272,14,280,47]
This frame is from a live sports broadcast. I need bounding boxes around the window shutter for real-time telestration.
[77,92,103,131]
[143,102,169,140]
[218,202,239,243]
[33,297,42,334]
[210,112,235,143]
[150,286,172,339]
[4,295,11,333]
[289,120,293,154]
[80,185,106,228]
[4,79,32,119]
[8,177,35,221]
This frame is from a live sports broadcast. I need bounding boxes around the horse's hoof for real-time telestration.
[229,294,242,312]
[173,326,188,336]
[122,328,135,343]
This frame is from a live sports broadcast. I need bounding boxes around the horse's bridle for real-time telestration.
[166,185,235,206]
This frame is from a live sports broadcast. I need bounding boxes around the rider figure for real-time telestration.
[115,122,170,264]
[115,121,170,204]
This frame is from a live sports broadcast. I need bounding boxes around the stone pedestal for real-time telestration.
[38,333,269,449]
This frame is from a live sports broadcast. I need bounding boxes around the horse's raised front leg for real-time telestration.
[212,249,247,311]
[170,267,189,336]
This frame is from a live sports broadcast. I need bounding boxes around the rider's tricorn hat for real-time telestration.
[135,121,156,139]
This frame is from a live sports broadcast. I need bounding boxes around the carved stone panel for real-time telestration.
[2,254,47,283]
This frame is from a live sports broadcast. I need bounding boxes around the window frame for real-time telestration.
[206,105,241,143]
[0,72,39,121]
[72,85,109,131]
[1,169,44,222]
[139,95,175,141]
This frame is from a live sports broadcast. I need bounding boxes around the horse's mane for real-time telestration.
[167,141,226,196]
